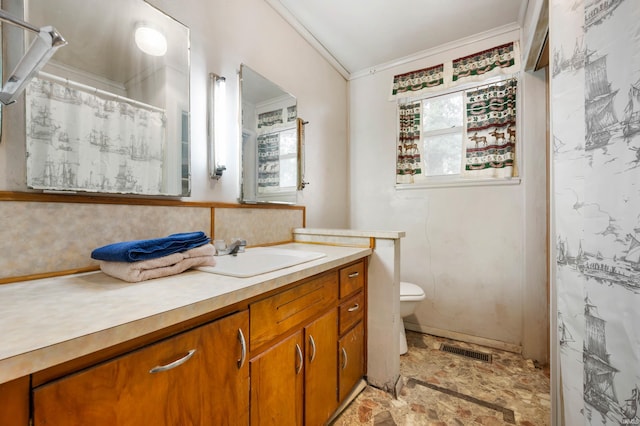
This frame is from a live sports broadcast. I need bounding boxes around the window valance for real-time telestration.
[391,64,445,99]
[389,41,520,101]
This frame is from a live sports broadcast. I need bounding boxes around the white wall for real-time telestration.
[0,0,350,229]
[348,29,549,361]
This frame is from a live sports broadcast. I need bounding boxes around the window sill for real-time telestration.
[395,177,521,190]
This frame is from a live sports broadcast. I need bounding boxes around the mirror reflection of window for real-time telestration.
[240,64,298,204]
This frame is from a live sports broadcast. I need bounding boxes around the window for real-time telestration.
[397,77,518,187]
[421,92,464,177]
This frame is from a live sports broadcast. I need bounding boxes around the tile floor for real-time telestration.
[332,331,551,425]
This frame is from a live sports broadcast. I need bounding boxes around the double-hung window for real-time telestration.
[397,76,519,187]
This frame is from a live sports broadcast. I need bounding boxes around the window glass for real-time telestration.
[423,133,462,176]
[421,92,464,176]
[422,93,463,132]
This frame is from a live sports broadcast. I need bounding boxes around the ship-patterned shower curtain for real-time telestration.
[25,77,167,195]
[551,0,640,424]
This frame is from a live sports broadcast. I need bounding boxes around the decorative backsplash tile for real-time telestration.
[0,201,305,282]
[214,207,304,247]
[0,202,210,280]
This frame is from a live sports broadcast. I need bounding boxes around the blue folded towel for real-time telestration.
[91,232,210,262]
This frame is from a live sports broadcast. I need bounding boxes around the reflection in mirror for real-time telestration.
[240,64,298,204]
[17,0,190,196]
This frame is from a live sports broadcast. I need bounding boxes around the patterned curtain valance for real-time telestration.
[258,109,283,129]
[453,42,520,84]
[389,41,520,101]
[390,64,444,100]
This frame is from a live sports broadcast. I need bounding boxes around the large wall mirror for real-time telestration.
[240,64,302,204]
[5,0,190,196]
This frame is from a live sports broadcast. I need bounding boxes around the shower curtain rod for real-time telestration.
[36,71,166,114]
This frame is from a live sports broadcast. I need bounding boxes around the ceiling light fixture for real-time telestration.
[134,25,167,57]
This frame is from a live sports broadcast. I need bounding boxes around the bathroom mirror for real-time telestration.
[7,0,190,196]
[240,64,299,204]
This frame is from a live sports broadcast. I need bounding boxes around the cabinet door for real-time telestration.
[338,321,365,402]
[0,376,29,426]
[250,331,304,426]
[33,311,249,426]
[202,310,250,425]
[304,309,338,426]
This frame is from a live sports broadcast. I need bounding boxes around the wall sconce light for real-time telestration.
[208,72,227,180]
[0,9,67,105]
[134,24,167,57]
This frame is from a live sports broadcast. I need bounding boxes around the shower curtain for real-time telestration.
[551,0,640,424]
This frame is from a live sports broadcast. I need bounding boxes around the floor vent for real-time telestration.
[440,344,492,363]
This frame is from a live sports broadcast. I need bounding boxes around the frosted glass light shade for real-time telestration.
[134,26,167,56]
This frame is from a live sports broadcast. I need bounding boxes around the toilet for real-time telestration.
[399,281,426,355]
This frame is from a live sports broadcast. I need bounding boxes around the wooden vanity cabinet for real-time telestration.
[249,259,367,426]
[249,271,340,426]
[32,310,249,426]
[338,261,366,402]
[10,257,367,426]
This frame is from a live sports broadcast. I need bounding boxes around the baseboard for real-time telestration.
[404,322,522,354]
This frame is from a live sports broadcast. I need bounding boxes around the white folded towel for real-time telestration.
[99,244,216,282]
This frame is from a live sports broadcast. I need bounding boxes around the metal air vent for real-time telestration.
[440,344,492,363]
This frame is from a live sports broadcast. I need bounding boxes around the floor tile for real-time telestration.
[332,331,550,425]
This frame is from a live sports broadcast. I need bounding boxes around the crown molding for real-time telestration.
[349,22,521,81]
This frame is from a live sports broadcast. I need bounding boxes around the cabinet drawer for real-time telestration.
[250,271,338,351]
[339,291,364,335]
[33,311,249,426]
[339,261,365,298]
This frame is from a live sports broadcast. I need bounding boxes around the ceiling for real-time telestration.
[266,0,527,78]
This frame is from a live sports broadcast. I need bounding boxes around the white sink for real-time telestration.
[196,247,327,278]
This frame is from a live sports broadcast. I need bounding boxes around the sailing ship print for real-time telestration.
[576,233,640,293]
[584,297,640,424]
[115,161,138,192]
[585,53,619,150]
[584,297,619,422]
[622,77,640,138]
[558,312,574,346]
[556,226,640,293]
[585,0,624,29]
[28,103,59,141]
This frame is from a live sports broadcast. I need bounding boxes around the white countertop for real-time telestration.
[0,243,371,384]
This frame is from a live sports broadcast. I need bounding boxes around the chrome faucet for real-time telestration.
[226,239,246,256]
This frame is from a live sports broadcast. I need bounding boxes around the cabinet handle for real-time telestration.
[295,343,303,374]
[309,335,316,363]
[347,303,360,312]
[237,328,246,369]
[149,349,196,373]
[348,272,359,279]
[341,347,348,370]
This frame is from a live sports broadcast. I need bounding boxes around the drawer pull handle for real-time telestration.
[149,349,196,373]
[341,347,348,370]
[237,328,246,369]
[347,303,360,312]
[309,335,316,363]
[295,343,303,374]
[348,272,360,279]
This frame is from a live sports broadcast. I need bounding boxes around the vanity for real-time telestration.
[0,243,371,425]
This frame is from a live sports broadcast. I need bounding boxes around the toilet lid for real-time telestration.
[400,281,424,297]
